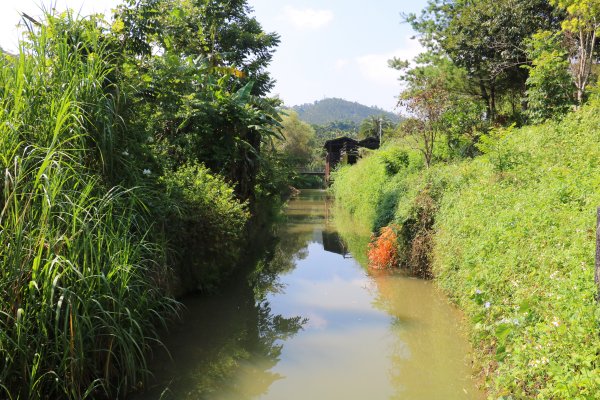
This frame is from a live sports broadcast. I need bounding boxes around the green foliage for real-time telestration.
[333,141,448,277]
[332,157,386,230]
[107,0,285,297]
[311,120,359,167]
[391,53,487,162]
[116,0,280,96]
[397,61,453,167]
[312,120,360,142]
[276,111,316,169]
[379,146,410,175]
[549,0,600,103]
[0,1,287,397]
[442,96,487,158]
[476,124,530,173]
[331,143,424,232]
[434,105,600,397]
[405,0,560,122]
[113,0,283,200]
[524,30,575,123]
[358,115,394,140]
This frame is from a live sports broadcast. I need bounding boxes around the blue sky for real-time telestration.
[0,0,429,111]
[249,1,428,111]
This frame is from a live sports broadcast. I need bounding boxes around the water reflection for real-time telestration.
[335,211,481,399]
[135,214,309,399]
[322,231,350,257]
[136,190,481,400]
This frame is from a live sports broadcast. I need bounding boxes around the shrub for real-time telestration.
[161,164,250,293]
[367,225,400,269]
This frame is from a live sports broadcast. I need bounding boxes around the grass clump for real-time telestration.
[434,107,600,398]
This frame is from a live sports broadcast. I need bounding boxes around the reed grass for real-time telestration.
[0,12,176,399]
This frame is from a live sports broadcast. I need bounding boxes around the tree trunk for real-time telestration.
[479,78,492,121]
[490,82,496,122]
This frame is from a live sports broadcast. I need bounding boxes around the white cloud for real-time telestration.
[305,312,328,329]
[334,58,349,71]
[282,6,333,30]
[355,38,423,87]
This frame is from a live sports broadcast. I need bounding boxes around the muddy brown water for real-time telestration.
[136,189,482,400]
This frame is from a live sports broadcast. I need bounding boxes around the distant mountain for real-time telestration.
[292,98,400,126]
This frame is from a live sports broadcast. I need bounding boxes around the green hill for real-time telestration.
[292,98,400,125]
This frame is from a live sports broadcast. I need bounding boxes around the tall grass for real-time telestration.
[432,111,600,398]
[0,12,175,399]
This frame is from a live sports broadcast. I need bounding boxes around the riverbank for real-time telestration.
[331,103,600,398]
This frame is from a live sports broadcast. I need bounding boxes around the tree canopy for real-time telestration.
[112,0,283,199]
[404,0,562,121]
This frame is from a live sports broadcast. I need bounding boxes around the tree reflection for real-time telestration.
[134,203,312,400]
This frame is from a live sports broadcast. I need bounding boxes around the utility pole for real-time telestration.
[378,118,382,143]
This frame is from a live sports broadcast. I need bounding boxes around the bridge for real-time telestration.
[298,171,325,176]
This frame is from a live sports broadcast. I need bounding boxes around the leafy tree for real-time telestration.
[276,111,316,169]
[358,115,394,140]
[550,0,600,104]
[391,52,486,159]
[112,0,282,200]
[398,70,451,167]
[523,30,575,122]
[115,0,279,96]
[405,0,561,122]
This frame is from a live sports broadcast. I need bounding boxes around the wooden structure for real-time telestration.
[323,136,380,181]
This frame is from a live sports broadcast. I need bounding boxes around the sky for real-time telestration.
[0,0,429,112]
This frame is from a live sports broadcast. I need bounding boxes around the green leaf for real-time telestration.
[519,299,531,313]
[171,8,185,20]
[233,81,254,104]
[495,323,512,343]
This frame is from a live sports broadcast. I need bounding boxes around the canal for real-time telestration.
[137,189,482,399]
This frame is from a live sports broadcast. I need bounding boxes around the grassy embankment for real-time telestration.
[0,13,254,399]
[332,105,600,398]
